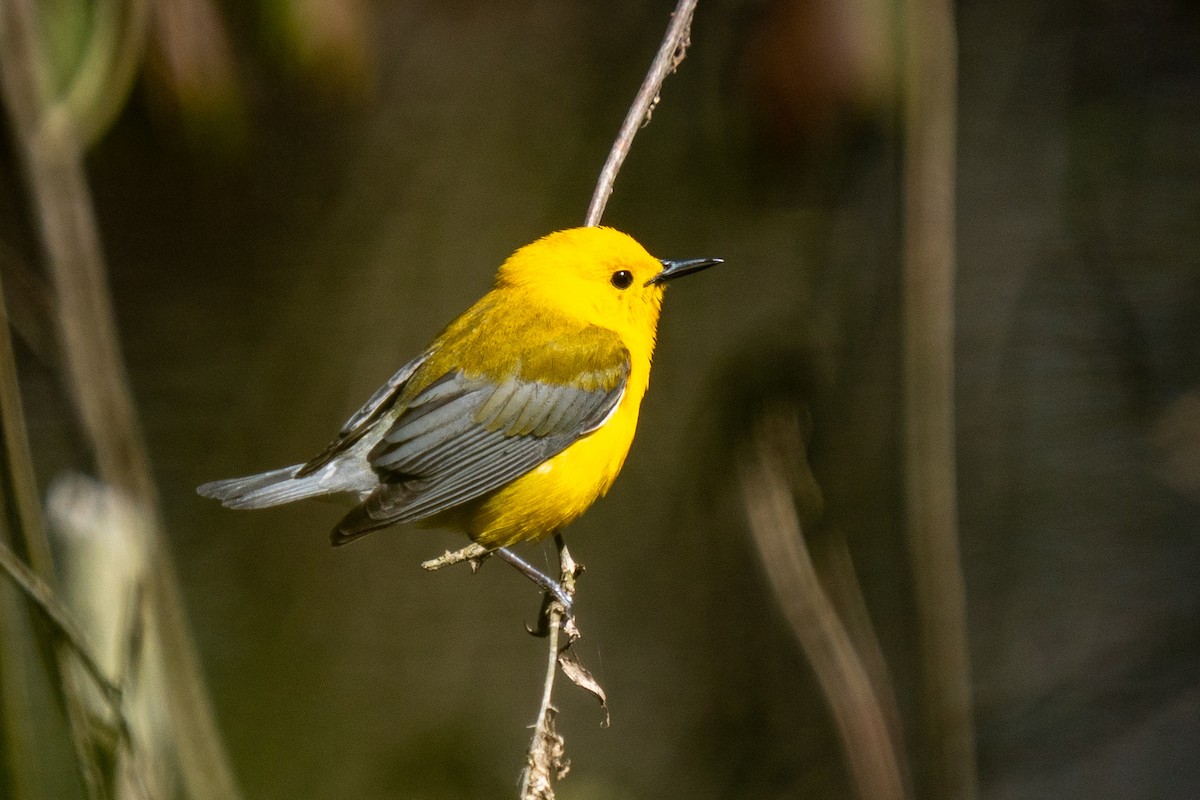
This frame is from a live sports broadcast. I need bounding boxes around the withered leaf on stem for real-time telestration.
[557,646,610,727]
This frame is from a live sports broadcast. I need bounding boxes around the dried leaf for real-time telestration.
[560,612,581,643]
[557,647,609,727]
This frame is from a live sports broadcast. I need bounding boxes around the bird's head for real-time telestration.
[495,227,721,339]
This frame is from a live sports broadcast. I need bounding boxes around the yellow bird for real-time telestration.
[199,227,720,597]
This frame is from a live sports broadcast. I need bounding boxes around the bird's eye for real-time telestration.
[610,270,634,289]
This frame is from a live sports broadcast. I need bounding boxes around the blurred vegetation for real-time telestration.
[1,0,1198,799]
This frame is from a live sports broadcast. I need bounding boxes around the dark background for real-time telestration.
[3,0,1198,798]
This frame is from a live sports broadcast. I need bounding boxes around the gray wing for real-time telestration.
[332,363,629,542]
[296,350,431,478]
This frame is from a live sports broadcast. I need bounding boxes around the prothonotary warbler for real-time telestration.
[199,227,720,596]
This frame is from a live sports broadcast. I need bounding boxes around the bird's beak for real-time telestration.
[646,257,724,286]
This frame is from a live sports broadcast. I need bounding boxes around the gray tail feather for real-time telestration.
[197,464,331,509]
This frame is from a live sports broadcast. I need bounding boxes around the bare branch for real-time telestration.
[420,543,489,571]
[520,613,565,800]
[583,0,698,227]
[518,537,579,800]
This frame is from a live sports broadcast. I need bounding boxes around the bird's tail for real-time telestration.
[197,464,330,509]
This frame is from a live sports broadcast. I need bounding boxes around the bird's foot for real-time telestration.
[425,541,579,636]
[494,546,574,615]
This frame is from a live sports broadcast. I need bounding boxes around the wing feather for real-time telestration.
[474,379,521,430]
[296,350,431,477]
[512,382,555,436]
[335,337,630,539]
[377,391,482,458]
[396,420,493,475]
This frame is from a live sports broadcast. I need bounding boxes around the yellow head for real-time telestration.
[495,227,720,340]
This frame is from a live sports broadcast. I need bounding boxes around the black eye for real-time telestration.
[610,270,634,289]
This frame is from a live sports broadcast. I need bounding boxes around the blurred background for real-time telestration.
[1,0,1198,798]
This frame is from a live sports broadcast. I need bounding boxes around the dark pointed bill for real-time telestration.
[646,257,724,286]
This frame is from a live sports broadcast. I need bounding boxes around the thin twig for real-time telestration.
[519,605,563,799]
[518,536,577,800]
[583,0,698,227]
[420,542,489,571]
[899,0,977,797]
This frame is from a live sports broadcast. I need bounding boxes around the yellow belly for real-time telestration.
[450,395,642,548]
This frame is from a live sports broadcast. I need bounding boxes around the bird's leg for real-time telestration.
[494,546,573,614]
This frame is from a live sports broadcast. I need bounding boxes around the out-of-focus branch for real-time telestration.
[739,407,906,800]
[1,0,153,504]
[0,1,244,798]
[56,0,152,149]
[899,0,977,796]
[0,226,105,798]
[0,539,124,713]
[0,245,57,365]
[810,532,911,788]
[583,0,698,227]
